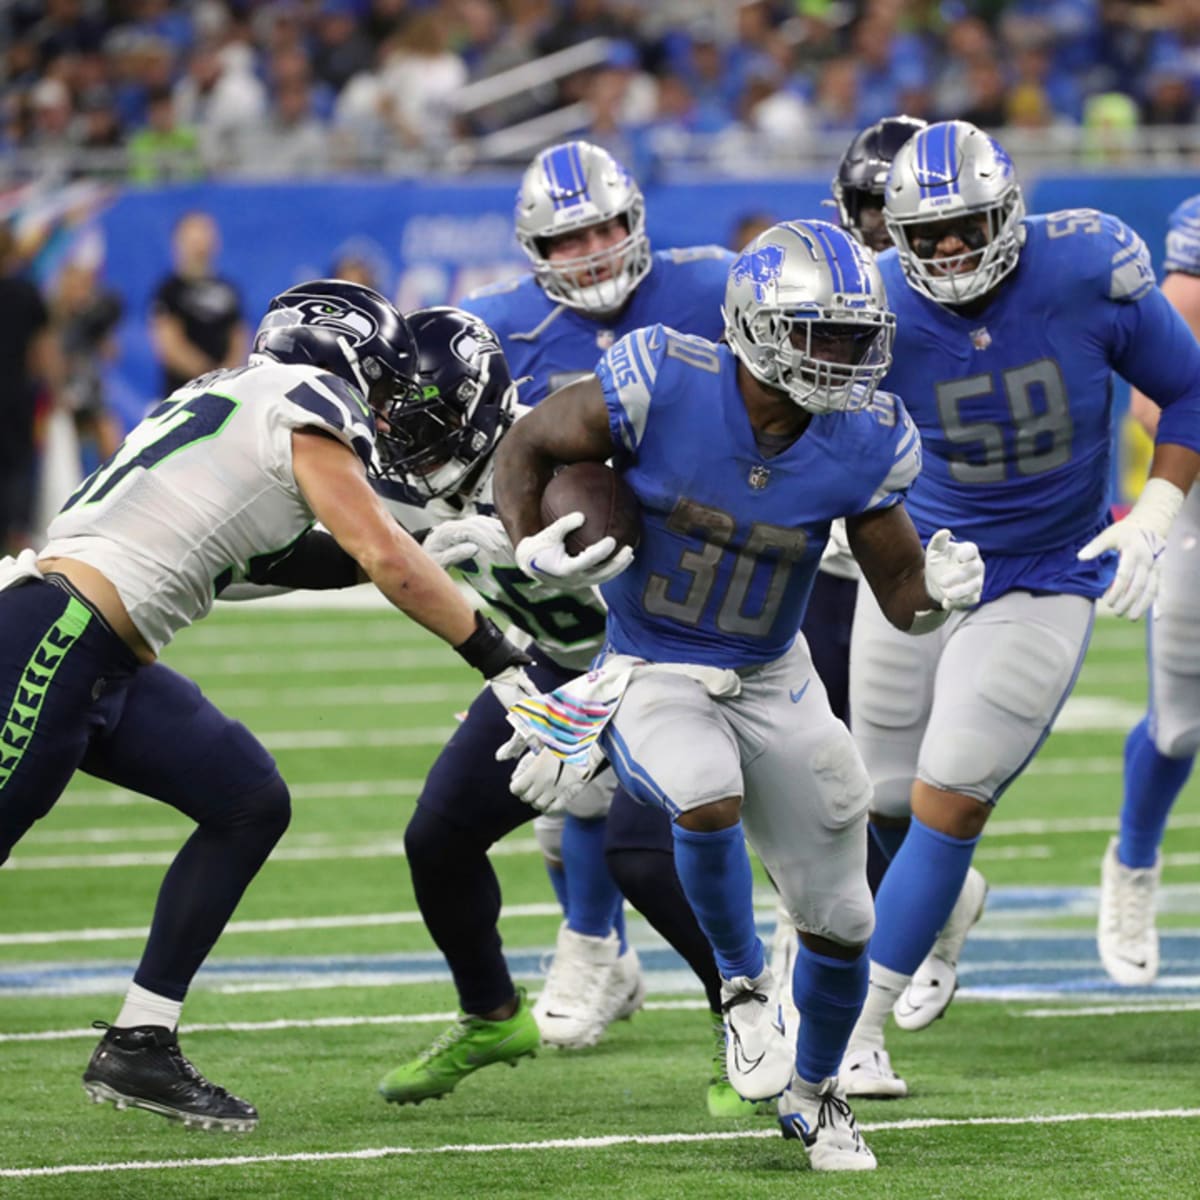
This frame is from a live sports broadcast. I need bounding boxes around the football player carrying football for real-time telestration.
[493,219,985,1171]
[838,122,1200,1100]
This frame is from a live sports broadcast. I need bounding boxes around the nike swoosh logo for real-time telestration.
[730,1030,766,1075]
[789,680,810,704]
[465,1032,522,1064]
[1114,956,1147,969]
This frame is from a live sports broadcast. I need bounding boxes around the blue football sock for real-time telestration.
[671,821,763,981]
[562,815,623,938]
[871,815,979,976]
[792,942,869,1085]
[544,860,569,918]
[866,817,910,896]
[1119,717,1193,868]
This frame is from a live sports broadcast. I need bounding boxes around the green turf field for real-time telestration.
[2,599,1197,1198]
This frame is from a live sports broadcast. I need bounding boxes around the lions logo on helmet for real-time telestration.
[884,120,1026,306]
[723,220,895,415]
[515,140,652,316]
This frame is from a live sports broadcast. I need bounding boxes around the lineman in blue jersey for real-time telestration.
[492,220,985,1172]
[0,281,535,1133]
[840,122,1200,1100]
[1099,195,1200,986]
[458,139,749,1092]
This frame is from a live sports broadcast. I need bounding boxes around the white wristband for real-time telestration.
[1132,477,1185,538]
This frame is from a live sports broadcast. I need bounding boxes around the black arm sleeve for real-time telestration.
[247,530,361,590]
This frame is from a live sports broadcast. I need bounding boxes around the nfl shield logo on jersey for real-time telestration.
[748,465,771,490]
[970,326,992,350]
[596,329,615,350]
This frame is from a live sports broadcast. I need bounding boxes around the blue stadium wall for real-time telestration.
[98,172,1200,498]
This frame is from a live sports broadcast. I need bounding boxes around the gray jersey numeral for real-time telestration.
[935,358,1071,484]
[643,499,808,637]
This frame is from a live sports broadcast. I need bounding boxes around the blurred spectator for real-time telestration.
[374,14,469,149]
[728,209,776,253]
[1140,59,1197,126]
[536,0,633,58]
[127,87,203,183]
[469,0,555,131]
[331,251,381,289]
[811,56,861,135]
[52,259,124,464]
[1080,90,1140,163]
[313,0,376,93]
[959,56,1009,131]
[235,62,329,177]
[931,13,994,119]
[739,66,812,153]
[150,212,247,396]
[173,39,268,169]
[0,223,57,553]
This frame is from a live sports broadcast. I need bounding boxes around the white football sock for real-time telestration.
[115,982,182,1031]
[847,962,910,1051]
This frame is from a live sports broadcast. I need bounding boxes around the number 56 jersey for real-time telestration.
[879,209,1200,603]
[42,359,376,654]
[596,324,921,669]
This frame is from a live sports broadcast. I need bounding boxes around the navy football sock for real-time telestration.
[871,815,979,976]
[671,821,763,982]
[1119,717,1192,868]
[866,816,910,895]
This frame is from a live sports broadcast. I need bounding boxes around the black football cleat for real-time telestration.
[82,1022,258,1132]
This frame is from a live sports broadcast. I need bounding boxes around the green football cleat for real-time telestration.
[705,1012,776,1118]
[378,991,540,1105]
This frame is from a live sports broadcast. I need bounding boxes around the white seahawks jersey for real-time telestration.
[382,420,607,671]
[43,358,375,653]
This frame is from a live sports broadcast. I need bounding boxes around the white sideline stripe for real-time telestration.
[3,837,540,871]
[1024,1001,1200,1018]
[973,845,1052,861]
[262,727,454,750]
[1052,696,1144,731]
[0,1000,712,1043]
[197,684,475,709]
[157,649,461,675]
[2,1109,1197,1179]
[58,779,426,807]
[179,619,424,648]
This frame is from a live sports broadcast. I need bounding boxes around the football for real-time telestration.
[540,461,642,558]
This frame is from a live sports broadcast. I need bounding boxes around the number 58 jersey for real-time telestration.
[880,209,1200,602]
[597,325,921,669]
[42,359,376,654]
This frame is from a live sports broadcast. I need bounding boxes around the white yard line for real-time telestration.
[1023,1001,1200,1017]
[58,779,426,807]
[1,1109,1197,1180]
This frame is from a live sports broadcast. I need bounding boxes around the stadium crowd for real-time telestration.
[3,0,1199,180]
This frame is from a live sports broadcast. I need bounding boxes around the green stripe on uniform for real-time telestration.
[0,596,93,790]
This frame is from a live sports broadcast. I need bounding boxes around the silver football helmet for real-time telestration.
[722,219,895,415]
[884,119,1026,305]
[515,140,651,315]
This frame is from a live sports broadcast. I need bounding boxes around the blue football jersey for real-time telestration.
[1164,195,1200,277]
[879,208,1200,603]
[461,246,733,406]
[596,325,921,668]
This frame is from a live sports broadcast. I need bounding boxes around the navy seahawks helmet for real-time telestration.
[255,279,421,427]
[378,306,518,499]
[832,115,927,253]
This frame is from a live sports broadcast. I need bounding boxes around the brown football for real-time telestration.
[540,461,642,558]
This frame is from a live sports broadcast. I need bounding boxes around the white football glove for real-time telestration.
[1077,478,1184,621]
[423,515,513,570]
[497,740,605,813]
[514,512,634,590]
[923,528,985,610]
[487,664,542,713]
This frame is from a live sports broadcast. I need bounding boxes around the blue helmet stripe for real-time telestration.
[543,143,588,211]
[812,221,865,295]
[917,123,956,201]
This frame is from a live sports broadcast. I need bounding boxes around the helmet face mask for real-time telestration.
[723,220,896,415]
[516,141,651,316]
[884,120,1026,306]
[254,279,422,476]
[376,306,517,500]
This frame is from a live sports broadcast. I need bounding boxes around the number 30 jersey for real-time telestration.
[879,209,1200,603]
[42,359,376,653]
[597,325,921,669]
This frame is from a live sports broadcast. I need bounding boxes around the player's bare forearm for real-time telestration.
[292,430,476,644]
[493,376,617,545]
[1148,440,1200,494]
[846,505,937,631]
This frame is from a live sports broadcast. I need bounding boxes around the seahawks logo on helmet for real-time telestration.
[272,296,379,343]
[731,244,785,302]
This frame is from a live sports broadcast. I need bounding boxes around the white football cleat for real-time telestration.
[533,922,620,1049]
[839,1046,908,1099]
[608,945,646,1021]
[1098,836,1161,986]
[721,967,793,1101]
[778,1074,876,1171]
[893,866,989,1031]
